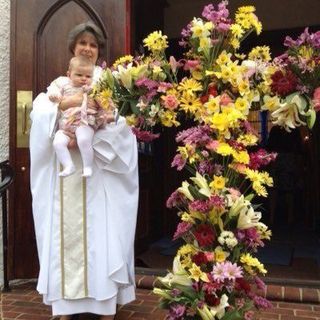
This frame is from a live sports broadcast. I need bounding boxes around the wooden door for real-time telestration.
[9,0,130,280]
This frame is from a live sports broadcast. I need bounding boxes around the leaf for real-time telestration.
[118,101,130,116]
[189,185,208,200]
[174,284,198,300]
[130,100,140,115]
[306,108,316,129]
[220,309,243,320]
[231,245,241,262]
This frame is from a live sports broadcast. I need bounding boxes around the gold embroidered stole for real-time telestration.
[59,159,88,299]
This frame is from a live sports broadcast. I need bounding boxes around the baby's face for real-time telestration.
[69,64,93,87]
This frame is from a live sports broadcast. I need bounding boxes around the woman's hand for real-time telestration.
[59,92,83,110]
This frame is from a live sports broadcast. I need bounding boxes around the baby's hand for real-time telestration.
[100,111,115,124]
[49,93,62,103]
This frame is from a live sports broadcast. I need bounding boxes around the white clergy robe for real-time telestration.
[29,67,139,315]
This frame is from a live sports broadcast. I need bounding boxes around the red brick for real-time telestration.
[255,315,280,320]
[114,309,134,319]
[2,311,25,318]
[266,285,284,300]
[121,304,155,313]
[257,310,281,318]
[278,302,313,310]
[301,288,320,303]
[284,286,302,302]
[263,307,294,316]
[296,310,320,317]
[281,317,319,320]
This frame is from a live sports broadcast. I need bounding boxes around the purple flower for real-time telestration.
[235,228,264,249]
[166,190,185,208]
[254,276,266,291]
[131,127,160,142]
[310,30,320,49]
[197,159,215,175]
[135,77,158,90]
[173,222,192,240]
[167,303,186,320]
[176,125,212,145]
[253,295,273,310]
[244,310,255,320]
[249,149,277,170]
[171,153,187,171]
[171,288,182,297]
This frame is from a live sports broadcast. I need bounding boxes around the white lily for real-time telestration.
[152,287,172,300]
[271,93,306,131]
[190,172,211,198]
[197,295,229,320]
[228,195,250,217]
[237,206,262,229]
[114,63,133,89]
[177,181,194,201]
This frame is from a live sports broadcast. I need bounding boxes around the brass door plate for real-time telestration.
[16,90,33,148]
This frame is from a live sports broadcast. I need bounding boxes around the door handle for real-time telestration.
[16,90,33,148]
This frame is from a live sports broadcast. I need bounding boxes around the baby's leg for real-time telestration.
[53,130,76,177]
[75,125,95,177]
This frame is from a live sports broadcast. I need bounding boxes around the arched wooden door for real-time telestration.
[9,0,130,279]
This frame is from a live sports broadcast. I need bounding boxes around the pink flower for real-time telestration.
[169,56,183,73]
[224,261,243,281]
[227,188,241,201]
[166,190,186,208]
[183,59,200,71]
[220,93,233,105]
[157,82,173,93]
[131,127,160,142]
[171,153,187,171]
[161,94,179,110]
[205,140,219,151]
[313,87,320,111]
[173,222,193,240]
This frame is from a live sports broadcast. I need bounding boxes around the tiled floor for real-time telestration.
[1,277,320,320]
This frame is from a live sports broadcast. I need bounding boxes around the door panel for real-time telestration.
[10,0,129,279]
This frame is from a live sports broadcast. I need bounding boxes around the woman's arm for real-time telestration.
[58,92,84,111]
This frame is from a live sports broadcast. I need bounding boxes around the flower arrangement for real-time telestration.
[93,1,319,319]
[149,2,279,319]
[93,31,182,141]
[262,27,320,131]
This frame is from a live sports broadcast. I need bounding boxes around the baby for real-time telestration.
[48,56,111,177]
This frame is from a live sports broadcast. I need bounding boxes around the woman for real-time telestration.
[30,22,139,320]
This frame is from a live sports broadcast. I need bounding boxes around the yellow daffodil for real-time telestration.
[210,175,226,190]
[262,95,281,112]
[214,246,229,262]
[190,18,213,38]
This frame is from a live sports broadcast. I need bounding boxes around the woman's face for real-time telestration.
[74,32,99,64]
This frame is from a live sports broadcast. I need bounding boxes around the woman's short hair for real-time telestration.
[68,21,105,56]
